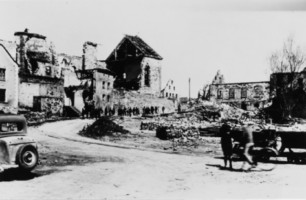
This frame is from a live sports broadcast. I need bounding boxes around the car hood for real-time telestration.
[0,135,36,145]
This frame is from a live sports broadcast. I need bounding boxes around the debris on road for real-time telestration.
[79,117,130,139]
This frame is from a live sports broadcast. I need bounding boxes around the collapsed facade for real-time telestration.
[60,41,115,116]
[14,30,65,115]
[269,71,306,119]
[208,71,270,110]
[0,30,176,116]
[105,35,175,113]
[106,35,162,95]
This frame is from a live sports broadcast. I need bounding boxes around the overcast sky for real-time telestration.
[1,0,306,97]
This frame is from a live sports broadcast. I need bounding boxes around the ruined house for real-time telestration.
[269,71,306,119]
[60,41,115,115]
[0,43,19,109]
[105,35,176,113]
[106,35,162,95]
[208,71,270,110]
[14,30,65,115]
[161,79,178,100]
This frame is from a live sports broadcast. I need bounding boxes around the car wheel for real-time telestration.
[16,145,39,171]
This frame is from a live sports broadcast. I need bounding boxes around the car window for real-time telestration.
[0,123,23,133]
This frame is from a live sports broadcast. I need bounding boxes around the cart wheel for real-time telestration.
[259,147,278,162]
[16,145,39,172]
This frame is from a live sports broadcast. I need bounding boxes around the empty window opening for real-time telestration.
[241,88,247,99]
[0,89,5,102]
[144,65,150,87]
[0,69,6,81]
[217,89,223,99]
[229,88,235,99]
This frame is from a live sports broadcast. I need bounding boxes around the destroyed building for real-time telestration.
[208,71,270,110]
[0,43,19,109]
[14,30,65,115]
[160,79,178,100]
[0,30,175,116]
[269,71,306,119]
[60,41,115,115]
[106,35,162,95]
[105,35,176,113]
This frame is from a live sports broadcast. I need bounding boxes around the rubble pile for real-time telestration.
[0,105,18,114]
[79,117,130,138]
[24,111,47,123]
[140,121,159,131]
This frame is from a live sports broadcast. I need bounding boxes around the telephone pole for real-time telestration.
[188,77,191,102]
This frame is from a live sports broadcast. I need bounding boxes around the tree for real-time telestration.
[270,37,305,73]
[269,37,306,121]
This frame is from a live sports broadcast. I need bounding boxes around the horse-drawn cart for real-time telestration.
[230,124,306,163]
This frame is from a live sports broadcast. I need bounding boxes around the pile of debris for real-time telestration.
[79,117,130,138]
[140,120,159,131]
[156,125,200,140]
[24,111,47,123]
[0,105,18,115]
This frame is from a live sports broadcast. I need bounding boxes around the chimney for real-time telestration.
[83,41,97,70]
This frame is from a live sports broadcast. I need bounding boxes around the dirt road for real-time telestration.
[1,119,305,199]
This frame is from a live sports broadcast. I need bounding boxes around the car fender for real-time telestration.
[0,136,37,164]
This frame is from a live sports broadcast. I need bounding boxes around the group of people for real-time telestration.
[118,107,140,116]
[82,105,166,119]
[220,121,257,171]
[82,106,116,119]
[142,106,162,115]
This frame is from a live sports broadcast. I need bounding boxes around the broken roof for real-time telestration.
[107,35,163,61]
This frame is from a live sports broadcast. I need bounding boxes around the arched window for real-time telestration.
[217,89,223,99]
[144,65,150,87]
[241,88,247,98]
[229,88,235,99]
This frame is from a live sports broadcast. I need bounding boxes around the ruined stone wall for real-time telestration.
[97,60,107,69]
[33,96,63,115]
[83,42,97,70]
[58,54,83,71]
[93,71,114,109]
[19,77,64,108]
[212,70,225,84]
[74,89,85,112]
[0,46,19,108]
[139,57,162,96]
[15,31,62,78]
[209,81,270,110]
[19,82,40,108]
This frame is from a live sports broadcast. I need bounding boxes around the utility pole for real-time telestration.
[188,77,191,102]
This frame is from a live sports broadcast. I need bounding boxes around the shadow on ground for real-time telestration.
[0,168,61,182]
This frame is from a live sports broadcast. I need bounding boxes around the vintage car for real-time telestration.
[0,114,38,172]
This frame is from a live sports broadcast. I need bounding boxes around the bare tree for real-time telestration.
[269,37,306,121]
[270,37,305,73]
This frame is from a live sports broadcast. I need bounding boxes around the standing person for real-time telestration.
[220,121,233,169]
[241,122,257,170]
[162,106,165,114]
[151,106,154,115]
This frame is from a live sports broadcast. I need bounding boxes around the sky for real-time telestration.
[1,0,306,97]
